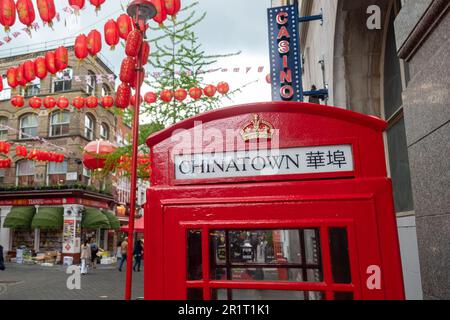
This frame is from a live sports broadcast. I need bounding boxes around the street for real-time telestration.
[0,262,144,300]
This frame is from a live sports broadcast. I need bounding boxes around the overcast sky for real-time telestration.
[0,0,274,106]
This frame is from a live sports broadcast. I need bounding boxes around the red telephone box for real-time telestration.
[144,102,405,300]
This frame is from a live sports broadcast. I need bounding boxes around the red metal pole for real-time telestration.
[125,9,144,301]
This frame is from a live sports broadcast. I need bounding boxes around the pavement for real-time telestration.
[0,261,144,300]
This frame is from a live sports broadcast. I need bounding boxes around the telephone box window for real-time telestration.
[187,230,202,280]
[186,288,203,300]
[209,229,323,283]
[334,292,354,300]
[211,289,324,301]
[329,228,352,284]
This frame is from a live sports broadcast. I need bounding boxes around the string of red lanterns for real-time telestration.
[0,140,65,168]
[10,94,115,110]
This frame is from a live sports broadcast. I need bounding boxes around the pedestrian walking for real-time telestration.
[133,238,143,272]
[90,238,99,269]
[80,240,91,275]
[0,245,5,271]
[118,237,128,272]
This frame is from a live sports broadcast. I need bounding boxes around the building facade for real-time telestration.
[271,0,449,299]
[0,44,132,262]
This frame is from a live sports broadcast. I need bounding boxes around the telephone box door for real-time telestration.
[163,198,388,300]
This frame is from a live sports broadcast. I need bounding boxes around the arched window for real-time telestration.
[50,110,70,137]
[25,78,41,97]
[86,70,96,95]
[19,113,38,139]
[47,160,68,185]
[84,114,95,140]
[53,67,73,93]
[16,160,35,186]
[100,123,109,140]
[102,84,110,96]
[0,116,8,140]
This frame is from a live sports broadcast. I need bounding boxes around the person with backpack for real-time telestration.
[90,238,99,269]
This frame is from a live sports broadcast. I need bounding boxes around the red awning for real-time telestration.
[120,216,144,233]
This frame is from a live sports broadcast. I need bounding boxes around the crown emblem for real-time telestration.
[240,114,274,141]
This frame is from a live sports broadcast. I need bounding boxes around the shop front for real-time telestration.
[144,102,405,300]
[0,191,120,265]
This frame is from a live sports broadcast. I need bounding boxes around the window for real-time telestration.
[16,160,35,186]
[0,117,8,140]
[0,76,11,101]
[82,167,91,185]
[19,114,38,139]
[0,169,5,184]
[102,84,110,96]
[100,123,109,140]
[84,114,95,140]
[25,78,41,97]
[47,161,68,185]
[53,67,73,93]
[86,70,96,95]
[50,110,70,137]
[383,1,413,213]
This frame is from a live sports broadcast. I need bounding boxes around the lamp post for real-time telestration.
[125,0,156,301]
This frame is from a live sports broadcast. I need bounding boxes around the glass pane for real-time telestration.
[48,161,68,174]
[187,288,203,300]
[334,292,354,300]
[187,230,202,280]
[387,118,414,212]
[210,229,322,282]
[18,161,35,176]
[329,228,352,284]
[212,289,324,300]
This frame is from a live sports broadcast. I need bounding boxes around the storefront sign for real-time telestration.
[66,172,78,181]
[267,5,303,101]
[175,145,354,180]
[0,198,109,209]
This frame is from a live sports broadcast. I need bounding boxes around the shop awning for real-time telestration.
[103,210,120,230]
[120,216,144,233]
[31,207,64,230]
[3,206,36,229]
[82,207,110,230]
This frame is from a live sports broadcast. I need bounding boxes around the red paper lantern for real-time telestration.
[82,140,116,170]
[29,96,42,109]
[140,41,150,66]
[86,96,98,108]
[0,76,2,92]
[129,72,144,89]
[0,158,12,169]
[16,0,35,28]
[69,0,85,11]
[34,57,47,79]
[115,83,131,109]
[55,46,68,71]
[36,0,56,28]
[43,96,56,109]
[174,88,187,102]
[87,29,102,56]
[16,145,28,157]
[74,34,88,61]
[116,14,132,40]
[265,73,271,84]
[11,95,25,108]
[0,0,16,32]
[45,51,58,74]
[217,81,230,95]
[23,60,36,83]
[104,19,119,50]
[151,0,167,25]
[130,94,143,107]
[203,84,217,97]
[89,0,105,12]
[125,30,142,58]
[160,89,173,103]
[56,96,69,109]
[119,56,136,84]
[164,0,181,18]
[16,64,27,87]
[101,95,114,108]
[72,96,85,110]
[189,87,202,100]
[0,141,11,154]
[144,92,157,104]
[6,67,18,88]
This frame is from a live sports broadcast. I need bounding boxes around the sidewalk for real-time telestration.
[0,262,144,300]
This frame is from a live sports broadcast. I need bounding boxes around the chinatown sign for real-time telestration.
[175,145,354,180]
[267,5,303,101]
